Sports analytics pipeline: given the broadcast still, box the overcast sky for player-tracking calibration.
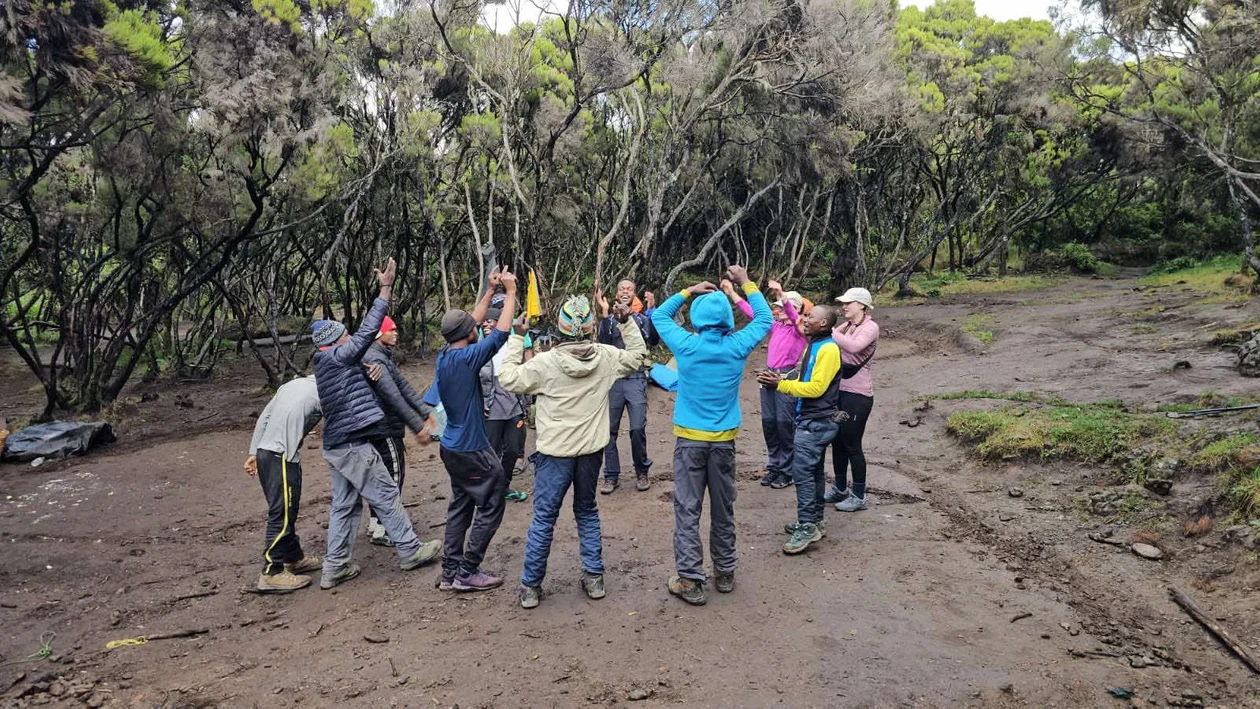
[903,0,1055,21]
[481,0,1063,31]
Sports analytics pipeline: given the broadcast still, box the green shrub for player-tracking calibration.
[1060,242,1099,273]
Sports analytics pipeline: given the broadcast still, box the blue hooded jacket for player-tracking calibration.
[651,284,773,437]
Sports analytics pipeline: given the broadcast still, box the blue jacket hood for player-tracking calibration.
[689,292,734,333]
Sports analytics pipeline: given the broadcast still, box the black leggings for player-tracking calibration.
[830,392,874,498]
[486,416,525,486]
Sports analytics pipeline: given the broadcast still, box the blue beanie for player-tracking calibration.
[311,319,347,347]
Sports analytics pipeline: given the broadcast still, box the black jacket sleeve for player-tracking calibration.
[365,349,425,433]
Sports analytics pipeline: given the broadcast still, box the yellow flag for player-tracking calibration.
[526,270,542,319]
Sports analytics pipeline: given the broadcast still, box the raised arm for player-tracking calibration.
[724,266,773,357]
[611,304,648,377]
[470,267,502,324]
[331,258,396,366]
[651,281,717,352]
[783,299,800,326]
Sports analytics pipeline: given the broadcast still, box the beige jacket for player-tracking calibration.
[499,320,646,457]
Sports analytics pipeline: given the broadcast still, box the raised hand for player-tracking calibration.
[500,270,518,293]
[375,257,397,287]
[726,265,749,286]
[767,279,783,296]
[720,279,735,294]
[513,313,529,336]
[595,289,610,317]
[488,266,504,288]
[644,291,655,309]
[687,281,718,296]
[613,302,632,324]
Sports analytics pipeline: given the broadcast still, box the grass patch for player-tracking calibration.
[946,405,1174,463]
[1131,324,1156,335]
[945,393,1260,523]
[963,314,995,344]
[892,271,1060,299]
[1208,323,1260,346]
[1190,433,1260,519]
[931,389,1069,406]
[1139,254,1256,298]
[1095,261,1120,277]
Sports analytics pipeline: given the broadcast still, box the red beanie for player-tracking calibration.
[377,316,397,338]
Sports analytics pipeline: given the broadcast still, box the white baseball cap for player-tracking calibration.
[772,291,805,311]
[835,287,874,310]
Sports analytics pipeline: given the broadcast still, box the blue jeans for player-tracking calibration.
[792,418,840,524]
[521,451,605,587]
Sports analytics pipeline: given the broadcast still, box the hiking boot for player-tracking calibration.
[368,518,394,547]
[759,470,778,486]
[453,570,504,592]
[581,573,606,600]
[715,572,735,594]
[600,478,619,495]
[769,472,793,489]
[782,523,822,555]
[835,495,868,512]
[668,575,707,606]
[400,540,442,570]
[320,564,361,590]
[435,575,455,591]
[635,473,652,492]
[784,520,825,536]
[257,571,311,594]
[285,555,322,575]
[823,485,851,504]
[518,584,542,609]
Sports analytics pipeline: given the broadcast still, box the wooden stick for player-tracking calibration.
[1169,587,1260,674]
[148,628,209,642]
[172,590,218,602]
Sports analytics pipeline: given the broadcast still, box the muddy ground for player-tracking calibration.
[1,272,1258,708]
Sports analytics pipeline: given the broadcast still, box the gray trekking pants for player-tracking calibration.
[671,438,737,582]
[323,441,421,576]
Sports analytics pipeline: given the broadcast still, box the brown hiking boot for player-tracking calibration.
[635,473,652,492]
[599,478,619,495]
[285,555,322,575]
[257,571,311,594]
[668,575,706,606]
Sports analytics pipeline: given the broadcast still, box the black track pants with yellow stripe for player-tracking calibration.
[257,449,304,575]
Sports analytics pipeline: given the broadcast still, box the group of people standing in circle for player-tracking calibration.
[241,258,878,610]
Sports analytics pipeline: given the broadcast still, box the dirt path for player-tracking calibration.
[2,273,1258,707]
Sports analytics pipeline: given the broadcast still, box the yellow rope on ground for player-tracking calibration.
[105,636,149,650]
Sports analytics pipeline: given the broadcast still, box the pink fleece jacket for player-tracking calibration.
[737,299,807,369]
[832,317,879,397]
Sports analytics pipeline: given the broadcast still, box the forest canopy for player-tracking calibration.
[2,0,1257,415]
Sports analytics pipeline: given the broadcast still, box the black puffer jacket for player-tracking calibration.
[314,297,389,449]
[365,342,432,438]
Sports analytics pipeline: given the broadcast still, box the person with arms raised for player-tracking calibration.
[433,268,518,592]
[311,257,441,590]
[652,266,773,606]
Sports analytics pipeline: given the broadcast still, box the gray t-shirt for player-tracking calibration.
[249,376,322,463]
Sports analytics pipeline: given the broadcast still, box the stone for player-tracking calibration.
[86,693,106,709]
[1132,543,1164,560]
[628,688,654,701]
[1008,488,1024,498]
